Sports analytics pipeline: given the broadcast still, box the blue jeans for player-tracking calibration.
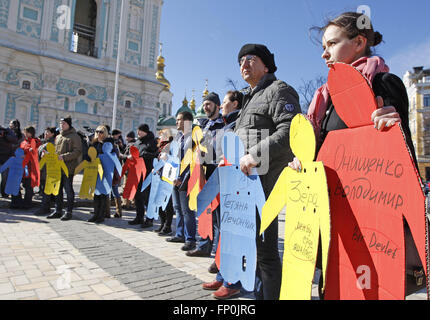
[196,206,220,254]
[41,174,74,212]
[111,185,120,198]
[172,186,196,243]
[216,272,242,290]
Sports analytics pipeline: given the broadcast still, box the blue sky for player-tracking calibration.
[159,0,430,115]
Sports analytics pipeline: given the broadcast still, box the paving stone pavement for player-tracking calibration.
[0,173,427,300]
[0,193,256,300]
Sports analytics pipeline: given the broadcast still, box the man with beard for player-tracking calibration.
[186,92,225,258]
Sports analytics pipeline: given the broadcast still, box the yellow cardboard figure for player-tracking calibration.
[180,126,207,211]
[260,114,331,300]
[74,147,103,200]
[39,143,69,196]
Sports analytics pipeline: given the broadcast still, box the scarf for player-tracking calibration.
[307,56,390,143]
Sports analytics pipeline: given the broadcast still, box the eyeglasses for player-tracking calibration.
[95,130,104,134]
[239,55,257,66]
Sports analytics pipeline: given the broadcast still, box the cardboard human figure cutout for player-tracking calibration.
[39,143,69,196]
[191,126,221,240]
[74,147,103,200]
[197,132,266,291]
[317,63,428,300]
[95,142,122,195]
[121,146,146,200]
[140,141,180,220]
[23,139,40,188]
[185,126,208,211]
[0,148,25,196]
[260,114,331,300]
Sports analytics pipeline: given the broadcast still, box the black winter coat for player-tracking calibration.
[134,132,158,175]
[0,128,18,164]
[319,72,417,167]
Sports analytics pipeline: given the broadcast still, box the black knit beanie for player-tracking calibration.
[60,116,72,128]
[238,44,277,73]
[138,124,150,133]
[203,92,221,106]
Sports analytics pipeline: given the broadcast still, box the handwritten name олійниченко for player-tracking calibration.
[334,145,404,178]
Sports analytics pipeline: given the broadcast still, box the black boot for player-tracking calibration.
[10,195,23,209]
[105,196,111,218]
[35,194,51,216]
[95,195,106,223]
[158,226,172,236]
[141,218,154,229]
[47,210,63,219]
[159,201,173,235]
[128,209,144,225]
[154,208,166,232]
[88,196,100,222]
[60,211,72,221]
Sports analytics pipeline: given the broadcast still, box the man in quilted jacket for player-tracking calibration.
[235,44,301,300]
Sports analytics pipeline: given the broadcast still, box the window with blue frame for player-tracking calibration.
[424,95,430,107]
[75,100,88,113]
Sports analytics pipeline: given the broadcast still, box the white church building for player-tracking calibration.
[0,0,172,135]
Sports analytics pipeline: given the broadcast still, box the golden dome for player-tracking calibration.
[202,79,209,98]
[182,95,188,106]
[156,43,171,90]
[190,89,196,111]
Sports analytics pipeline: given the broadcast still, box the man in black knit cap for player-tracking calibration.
[235,44,301,300]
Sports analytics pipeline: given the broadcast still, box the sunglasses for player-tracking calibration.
[95,130,104,134]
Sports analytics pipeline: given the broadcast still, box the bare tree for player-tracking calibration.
[226,78,238,91]
[225,78,248,92]
[297,75,326,113]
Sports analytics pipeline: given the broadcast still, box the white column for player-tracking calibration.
[106,0,115,59]
[58,0,70,45]
[40,0,54,40]
[141,0,152,69]
[7,0,19,32]
[0,88,7,126]
[111,0,126,129]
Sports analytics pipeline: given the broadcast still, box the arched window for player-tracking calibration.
[22,80,31,90]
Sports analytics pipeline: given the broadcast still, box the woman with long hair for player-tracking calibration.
[290,12,421,299]
[88,125,115,223]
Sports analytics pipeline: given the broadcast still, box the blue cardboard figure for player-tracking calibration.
[141,141,180,220]
[197,132,266,291]
[95,142,122,195]
[0,148,26,196]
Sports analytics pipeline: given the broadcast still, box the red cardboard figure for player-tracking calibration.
[22,138,40,188]
[318,63,428,300]
[191,152,219,241]
[121,146,146,200]
[184,126,219,241]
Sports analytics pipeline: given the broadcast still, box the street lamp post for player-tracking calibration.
[112,0,125,130]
